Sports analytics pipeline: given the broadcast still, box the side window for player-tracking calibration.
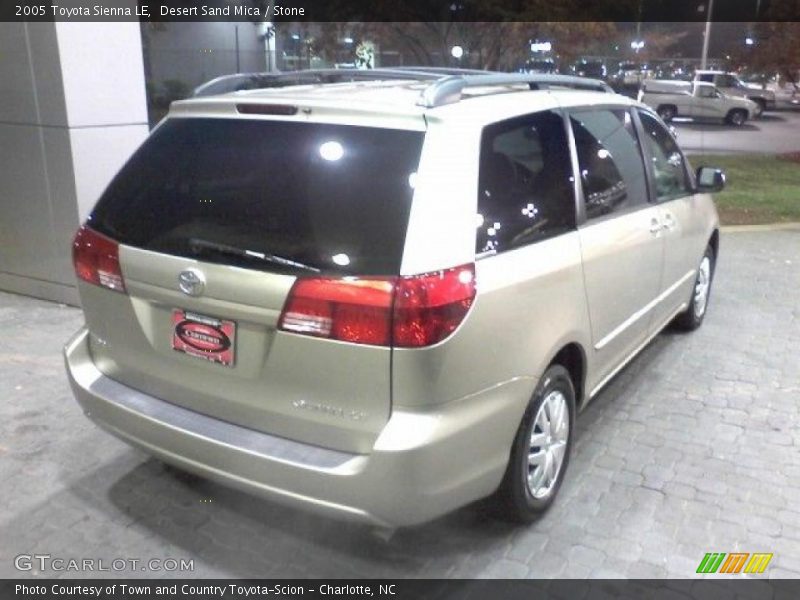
[697,73,714,83]
[637,111,693,201]
[476,110,575,256]
[570,109,649,220]
[697,85,716,98]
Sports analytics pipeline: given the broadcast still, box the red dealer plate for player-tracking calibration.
[172,309,236,367]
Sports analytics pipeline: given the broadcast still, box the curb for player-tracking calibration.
[721,222,800,233]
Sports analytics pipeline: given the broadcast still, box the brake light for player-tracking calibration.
[278,264,475,348]
[393,264,476,348]
[72,225,126,293]
[280,277,394,345]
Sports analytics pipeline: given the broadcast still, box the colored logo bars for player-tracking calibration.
[697,553,773,574]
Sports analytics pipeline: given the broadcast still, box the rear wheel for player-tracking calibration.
[494,364,575,522]
[657,105,677,122]
[673,245,715,331]
[726,109,747,126]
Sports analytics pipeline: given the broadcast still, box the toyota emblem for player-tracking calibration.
[178,269,206,297]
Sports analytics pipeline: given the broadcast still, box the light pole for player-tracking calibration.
[700,0,714,70]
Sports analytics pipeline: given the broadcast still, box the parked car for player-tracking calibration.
[694,70,776,116]
[651,61,693,82]
[572,59,607,79]
[752,71,800,110]
[615,61,648,86]
[639,80,758,126]
[521,58,557,74]
[65,70,722,527]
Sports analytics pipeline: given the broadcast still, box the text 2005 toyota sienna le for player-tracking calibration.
[65,72,723,527]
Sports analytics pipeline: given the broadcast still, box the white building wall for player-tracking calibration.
[0,21,149,305]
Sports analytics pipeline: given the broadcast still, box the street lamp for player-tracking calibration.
[745,37,755,46]
[631,40,645,53]
[699,0,714,70]
[451,45,464,59]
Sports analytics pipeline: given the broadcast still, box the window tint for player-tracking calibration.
[637,111,692,201]
[476,110,575,255]
[570,109,649,220]
[89,118,424,276]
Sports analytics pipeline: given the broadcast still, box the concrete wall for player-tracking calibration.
[0,21,149,305]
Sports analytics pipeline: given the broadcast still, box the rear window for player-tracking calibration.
[88,118,424,276]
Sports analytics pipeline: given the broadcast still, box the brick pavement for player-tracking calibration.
[1,230,798,579]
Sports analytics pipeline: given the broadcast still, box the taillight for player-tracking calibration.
[72,225,126,293]
[393,264,476,348]
[278,264,475,348]
[279,277,394,345]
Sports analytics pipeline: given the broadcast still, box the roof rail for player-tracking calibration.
[191,69,616,107]
[192,68,448,98]
[416,73,614,108]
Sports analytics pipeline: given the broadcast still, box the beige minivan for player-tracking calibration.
[65,70,723,527]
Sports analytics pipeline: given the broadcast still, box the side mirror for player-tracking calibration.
[696,166,725,192]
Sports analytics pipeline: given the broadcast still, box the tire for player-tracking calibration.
[673,244,715,331]
[657,105,677,122]
[726,109,747,126]
[494,364,576,522]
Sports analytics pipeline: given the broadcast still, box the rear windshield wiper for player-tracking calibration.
[188,238,321,273]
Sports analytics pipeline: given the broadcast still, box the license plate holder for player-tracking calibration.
[172,309,236,367]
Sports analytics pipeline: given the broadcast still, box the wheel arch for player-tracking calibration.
[547,342,587,409]
[709,228,720,260]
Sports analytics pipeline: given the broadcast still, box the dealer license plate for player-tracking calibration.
[171,309,236,367]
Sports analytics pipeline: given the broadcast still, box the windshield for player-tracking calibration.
[89,118,424,276]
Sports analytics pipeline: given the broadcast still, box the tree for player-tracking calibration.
[290,0,635,70]
[746,22,800,83]
[737,1,800,83]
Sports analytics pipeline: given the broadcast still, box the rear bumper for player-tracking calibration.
[64,327,527,527]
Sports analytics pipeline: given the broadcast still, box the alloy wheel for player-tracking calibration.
[527,390,570,499]
[693,256,712,319]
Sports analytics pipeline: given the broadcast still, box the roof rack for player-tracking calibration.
[416,73,614,108]
[192,68,448,98]
[191,68,615,107]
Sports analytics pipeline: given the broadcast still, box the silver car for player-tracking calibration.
[65,71,723,527]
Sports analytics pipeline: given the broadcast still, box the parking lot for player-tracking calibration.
[1,229,799,579]
[676,110,800,155]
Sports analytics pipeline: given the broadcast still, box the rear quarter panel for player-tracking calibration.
[392,232,591,415]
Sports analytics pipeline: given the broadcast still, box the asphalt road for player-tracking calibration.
[674,109,800,155]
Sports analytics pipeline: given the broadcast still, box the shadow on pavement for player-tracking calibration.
[0,323,677,578]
